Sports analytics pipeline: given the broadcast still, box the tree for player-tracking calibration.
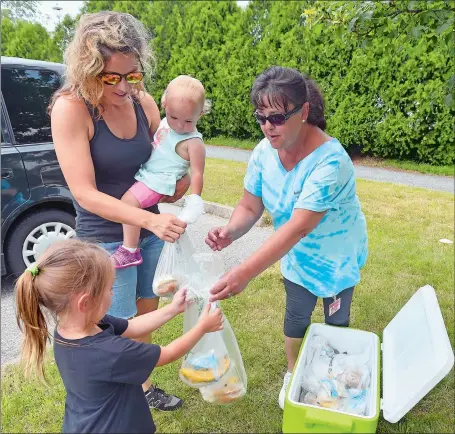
[1,0,40,21]
[82,0,118,14]
[23,0,452,164]
[52,14,77,56]
[1,17,15,50]
[303,1,454,44]
[300,1,455,164]
[303,0,455,105]
[212,1,257,138]
[2,18,61,62]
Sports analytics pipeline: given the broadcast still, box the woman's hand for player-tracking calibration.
[209,265,250,302]
[159,173,191,204]
[145,213,187,242]
[205,226,234,251]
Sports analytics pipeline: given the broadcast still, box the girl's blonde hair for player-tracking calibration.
[161,75,212,115]
[15,239,114,381]
[49,11,154,116]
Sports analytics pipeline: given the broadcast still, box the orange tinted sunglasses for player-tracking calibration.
[99,71,144,86]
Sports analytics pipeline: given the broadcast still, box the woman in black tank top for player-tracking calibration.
[50,12,188,412]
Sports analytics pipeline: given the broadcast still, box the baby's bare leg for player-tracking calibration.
[122,190,142,249]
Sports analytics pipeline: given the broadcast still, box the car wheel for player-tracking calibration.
[5,209,76,275]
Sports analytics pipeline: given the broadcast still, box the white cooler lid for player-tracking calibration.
[382,285,454,423]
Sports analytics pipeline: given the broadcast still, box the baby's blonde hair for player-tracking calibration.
[161,75,212,115]
[49,11,154,116]
[15,239,114,381]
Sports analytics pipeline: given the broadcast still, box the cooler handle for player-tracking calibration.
[305,414,353,432]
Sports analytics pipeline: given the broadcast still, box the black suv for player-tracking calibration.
[1,57,75,276]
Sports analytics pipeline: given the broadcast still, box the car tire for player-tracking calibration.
[5,208,76,276]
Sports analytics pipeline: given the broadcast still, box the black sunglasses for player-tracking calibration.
[254,104,303,126]
[99,71,144,86]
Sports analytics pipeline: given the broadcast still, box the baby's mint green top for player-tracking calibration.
[135,117,203,195]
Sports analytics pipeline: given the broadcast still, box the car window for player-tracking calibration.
[1,68,61,145]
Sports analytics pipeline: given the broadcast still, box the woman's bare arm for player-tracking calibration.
[51,96,185,242]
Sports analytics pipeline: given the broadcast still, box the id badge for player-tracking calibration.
[328,295,341,316]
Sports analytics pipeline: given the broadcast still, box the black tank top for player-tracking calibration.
[74,98,159,243]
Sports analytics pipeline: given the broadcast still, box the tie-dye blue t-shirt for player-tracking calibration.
[244,137,368,298]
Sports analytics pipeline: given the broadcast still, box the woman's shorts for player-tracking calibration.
[99,235,164,319]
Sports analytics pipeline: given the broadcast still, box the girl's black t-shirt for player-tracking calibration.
[54,315,161,433]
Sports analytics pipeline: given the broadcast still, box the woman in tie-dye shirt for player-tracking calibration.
[205,66,368,410]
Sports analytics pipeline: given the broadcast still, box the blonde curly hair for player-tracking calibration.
[50,11,154,115]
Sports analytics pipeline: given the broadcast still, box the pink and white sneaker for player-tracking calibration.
[111,246,143,269]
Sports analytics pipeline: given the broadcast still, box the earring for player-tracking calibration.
[302,119,306,124]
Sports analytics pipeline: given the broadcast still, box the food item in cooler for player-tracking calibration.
[298,334,371,415]
[302,391,318,406]
[316,389,337,408]
[335,367,363,390]
[180,354,230,385]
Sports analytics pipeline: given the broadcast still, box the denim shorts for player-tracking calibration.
[99,235,164,319]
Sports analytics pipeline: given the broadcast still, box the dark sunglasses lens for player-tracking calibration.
[126,72,144,84]
[254,114,266,125]
[100,74,121,85]
[268,114,286,126]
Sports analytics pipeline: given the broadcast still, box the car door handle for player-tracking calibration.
[1,169,13,179]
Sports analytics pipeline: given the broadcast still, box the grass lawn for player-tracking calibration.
[206,136,455,177]
[2,158,454,433]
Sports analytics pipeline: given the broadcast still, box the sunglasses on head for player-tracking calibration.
[99,71,144,86]
[254,104,303,126]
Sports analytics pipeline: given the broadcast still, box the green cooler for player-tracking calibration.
[283,285,454,433]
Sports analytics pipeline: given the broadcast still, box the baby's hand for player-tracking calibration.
[198,303,224,333]
[170,287,187,314]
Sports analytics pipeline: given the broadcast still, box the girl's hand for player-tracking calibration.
[170,288,187,314]
[209,265,250,302]
[198,304,223,333]
[205,226,234,251]
[145,213,186,242]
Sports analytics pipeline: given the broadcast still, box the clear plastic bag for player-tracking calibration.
[152,195,204,299]
[178,253,247,404]
[199,319,247,404]
[152,232,195,298]
[299,334,371,415]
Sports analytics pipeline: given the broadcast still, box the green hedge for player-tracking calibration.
[4,0,453,164]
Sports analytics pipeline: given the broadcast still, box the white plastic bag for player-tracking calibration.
[299,335,371,415]
[178,194,204,224]
[178,253,247,404]
[152,195,204,298]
